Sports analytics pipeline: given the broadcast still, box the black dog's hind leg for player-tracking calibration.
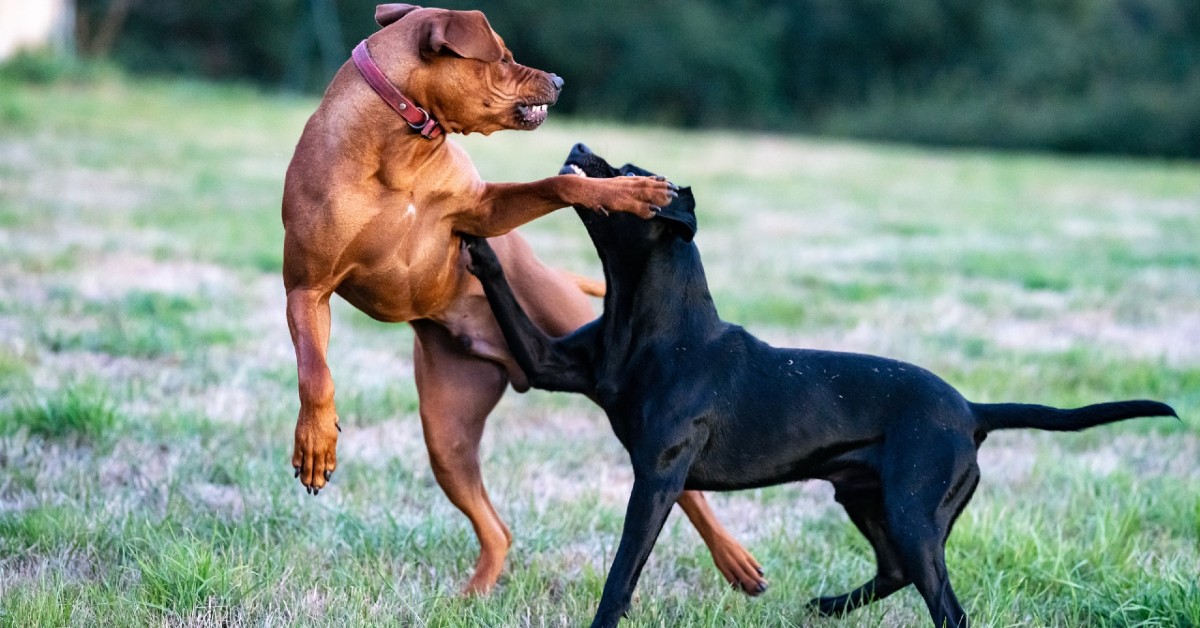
[810,478,909,616]
[883,432,980,628]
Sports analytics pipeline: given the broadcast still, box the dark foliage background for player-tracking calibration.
[72,0,1200,157]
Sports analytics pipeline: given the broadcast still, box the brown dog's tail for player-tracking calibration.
[563,271,605,297]
[972,400,1176,434]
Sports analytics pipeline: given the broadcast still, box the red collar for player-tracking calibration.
[351,40,443,139]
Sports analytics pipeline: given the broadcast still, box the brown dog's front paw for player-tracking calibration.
[292,416,340,494]
[595,175,677,219]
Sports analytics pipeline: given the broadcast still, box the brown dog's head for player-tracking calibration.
[371,4,563,135]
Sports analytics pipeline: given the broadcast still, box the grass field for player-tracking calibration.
[1,69,1198,627]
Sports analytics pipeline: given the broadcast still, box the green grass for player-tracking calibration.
[0,384,119,442]
[0,69,1197,627]
[133,528,264,616]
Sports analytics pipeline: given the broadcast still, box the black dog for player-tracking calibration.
[461,144,1177,628]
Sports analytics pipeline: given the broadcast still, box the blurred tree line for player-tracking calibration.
[72,0,1200,157]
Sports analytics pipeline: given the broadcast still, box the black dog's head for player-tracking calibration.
[560,143,697,246]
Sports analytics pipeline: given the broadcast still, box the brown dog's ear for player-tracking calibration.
[375,4,421,27]
[421,10,504,62]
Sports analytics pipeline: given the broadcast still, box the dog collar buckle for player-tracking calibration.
[408,107,439,139]
[352,40,444,140]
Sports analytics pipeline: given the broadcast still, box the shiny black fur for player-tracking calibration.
[461,144,1178,628]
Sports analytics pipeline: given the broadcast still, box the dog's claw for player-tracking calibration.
[653,175,666,181]
[756,582,767,593]
[650,206,661,214]
[756,567,764,576]
[597,206,610,216]
[324,470,333,482]
[335,422,342,433]
[294,466,300,478]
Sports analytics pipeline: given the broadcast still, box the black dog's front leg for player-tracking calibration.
[590,472,688,628]
[591,425,706,627]
[462,234,594,393]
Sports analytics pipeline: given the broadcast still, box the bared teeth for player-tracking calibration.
[519,103,550,125]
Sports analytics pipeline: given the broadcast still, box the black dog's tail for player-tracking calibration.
[972,400,1177,434]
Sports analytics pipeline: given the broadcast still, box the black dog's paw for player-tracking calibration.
[460,234,502,279]
[807,595,852,617]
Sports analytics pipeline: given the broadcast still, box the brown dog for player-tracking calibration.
[281,4,766,596]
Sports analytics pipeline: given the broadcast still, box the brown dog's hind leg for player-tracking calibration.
[412,319,513,595]
[677,491,768,595]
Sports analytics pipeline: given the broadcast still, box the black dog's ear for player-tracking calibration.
[618,161,695,241]
[655,186,697,242]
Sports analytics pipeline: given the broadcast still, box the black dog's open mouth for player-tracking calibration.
[516,102,551,128]
[561,158,619,180]
[559,144,623,179]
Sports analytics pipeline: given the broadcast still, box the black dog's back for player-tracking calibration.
[694,331,1175,490]
[679,328,980,490]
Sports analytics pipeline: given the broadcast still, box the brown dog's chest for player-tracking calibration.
[335,241,468,323]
